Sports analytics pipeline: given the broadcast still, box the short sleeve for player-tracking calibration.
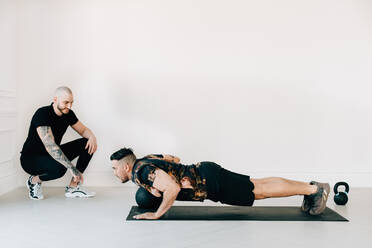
[137,165,157,187]
[31,108,51,128]
[68,110,78,126]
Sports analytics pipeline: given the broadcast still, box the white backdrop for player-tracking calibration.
[0,0,18,195]
[15,0,372,187]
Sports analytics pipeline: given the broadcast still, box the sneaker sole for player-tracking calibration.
[65,192,96,198]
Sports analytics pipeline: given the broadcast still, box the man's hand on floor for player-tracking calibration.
[133,212,160,220]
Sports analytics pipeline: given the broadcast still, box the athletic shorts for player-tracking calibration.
[216,168,255,206]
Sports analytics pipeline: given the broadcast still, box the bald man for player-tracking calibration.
[20,86,97,200]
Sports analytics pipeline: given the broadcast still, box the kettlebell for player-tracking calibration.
[333,182,349,205]
[135,187,162,209]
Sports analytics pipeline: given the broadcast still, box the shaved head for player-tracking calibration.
[52,86,74,116]
[54,86,73,98]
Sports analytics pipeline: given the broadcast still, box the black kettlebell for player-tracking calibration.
[333,182,349,205]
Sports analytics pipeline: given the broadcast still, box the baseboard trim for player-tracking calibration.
[18,171,137,187]
[0,173,19,195]
[16,171,372,188]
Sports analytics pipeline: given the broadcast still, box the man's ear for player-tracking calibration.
[53,96,57,103]
[124,163,130,172]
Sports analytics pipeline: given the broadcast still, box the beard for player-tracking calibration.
[57,104,69,115]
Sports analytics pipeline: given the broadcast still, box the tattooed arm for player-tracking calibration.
[37,126,82,182]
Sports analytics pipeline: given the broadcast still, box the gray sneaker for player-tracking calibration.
[65,185,96,198]
[309,181,330,215]
[301,194,313,213]
[26,176,44,200]
[301,181,318,212]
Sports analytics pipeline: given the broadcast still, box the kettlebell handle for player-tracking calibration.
[334,181,349,194]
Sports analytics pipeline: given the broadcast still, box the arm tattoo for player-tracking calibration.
[37,126,80,176]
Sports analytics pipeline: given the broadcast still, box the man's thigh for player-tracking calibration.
[60,138,88,161]
[21,154,66,176]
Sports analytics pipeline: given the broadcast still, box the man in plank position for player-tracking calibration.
[20,86,97,200]
[110,148,330,220]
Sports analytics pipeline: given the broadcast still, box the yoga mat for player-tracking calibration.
[126,206,348,221]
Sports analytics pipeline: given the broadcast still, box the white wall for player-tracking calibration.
[16,0,372,187]
[0,0,19,195]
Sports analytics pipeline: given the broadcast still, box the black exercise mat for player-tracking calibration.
[126,206,348,221]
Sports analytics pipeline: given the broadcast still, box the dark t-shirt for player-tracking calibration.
[21,103,78,156]
[132,155,222,202]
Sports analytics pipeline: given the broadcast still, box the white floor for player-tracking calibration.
[0,187,371,248]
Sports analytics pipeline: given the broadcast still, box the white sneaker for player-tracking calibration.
[26,176,44,200]
[65,185,96,198]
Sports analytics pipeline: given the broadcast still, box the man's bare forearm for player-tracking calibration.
[154,187,180,218]
[82,128,94,139]
[37,126,80,176]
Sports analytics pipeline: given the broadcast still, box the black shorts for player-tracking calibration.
[216,168,255,206]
